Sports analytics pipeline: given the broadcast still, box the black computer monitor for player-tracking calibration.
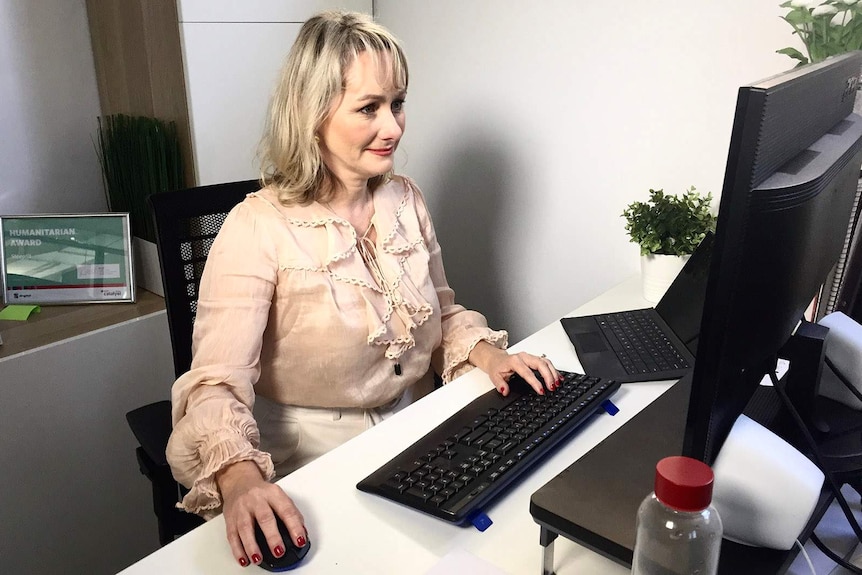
[683,51,862,466]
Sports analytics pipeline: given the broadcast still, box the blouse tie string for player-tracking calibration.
[357,224,422,376]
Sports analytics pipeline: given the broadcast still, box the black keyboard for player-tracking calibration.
[596,310,691,375]
[356,371,620,525]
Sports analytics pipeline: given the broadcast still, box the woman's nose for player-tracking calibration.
[379,110,403,140]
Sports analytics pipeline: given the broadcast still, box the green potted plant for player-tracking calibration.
[621,187,716,302]
[777,0,862,66]
[95,114,184,296]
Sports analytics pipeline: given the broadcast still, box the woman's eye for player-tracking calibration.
[359,104,377,115]
[392,99,405,113]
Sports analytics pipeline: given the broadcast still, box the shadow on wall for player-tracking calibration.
[432,130,517,337]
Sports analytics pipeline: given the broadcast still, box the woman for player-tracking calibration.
[166,10,561,568]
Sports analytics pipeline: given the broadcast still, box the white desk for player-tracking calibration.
[118,278,677,575]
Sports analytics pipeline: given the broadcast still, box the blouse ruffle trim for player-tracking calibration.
[178,431,275,518]
[251,182,434,361]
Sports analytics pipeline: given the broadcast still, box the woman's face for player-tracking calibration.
[318,50,406,189]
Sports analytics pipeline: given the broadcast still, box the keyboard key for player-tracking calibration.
[472,432,496,448]
[495,440,515,455]
[386,479,409,493]
[406,488,433,501]
[470,416,488,429]
[462,427,489,446]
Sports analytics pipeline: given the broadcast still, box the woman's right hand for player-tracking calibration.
[216,460,307,568]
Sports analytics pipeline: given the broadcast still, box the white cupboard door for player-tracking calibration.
[180,23,300,186]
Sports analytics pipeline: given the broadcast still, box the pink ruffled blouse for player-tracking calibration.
[166,176,507,515]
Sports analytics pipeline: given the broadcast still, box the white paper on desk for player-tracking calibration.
[425,548,510,575]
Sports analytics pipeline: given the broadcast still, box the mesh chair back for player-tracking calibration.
[149,180,260,377]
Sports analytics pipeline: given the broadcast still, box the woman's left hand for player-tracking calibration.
[469,341,561,396]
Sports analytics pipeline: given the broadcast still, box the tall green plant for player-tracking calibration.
[95,114,183,242]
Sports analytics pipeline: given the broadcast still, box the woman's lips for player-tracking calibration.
[367,147,394,156]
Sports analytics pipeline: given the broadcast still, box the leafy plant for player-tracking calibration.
[95,114,184,242]
[777,0,862,65]
[622,187,716,256]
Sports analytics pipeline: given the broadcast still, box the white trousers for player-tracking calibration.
[253,387,418,480]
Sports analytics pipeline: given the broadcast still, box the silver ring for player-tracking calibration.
[540,354,547,359]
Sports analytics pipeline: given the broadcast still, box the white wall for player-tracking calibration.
[0,0,106,215]
[376,0,803,342]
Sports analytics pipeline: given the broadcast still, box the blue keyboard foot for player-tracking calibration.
[468,511,493,532]
[602,399,619,416]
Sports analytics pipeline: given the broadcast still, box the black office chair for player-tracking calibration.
[125,179,260,546]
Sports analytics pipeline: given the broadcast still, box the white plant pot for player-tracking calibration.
[641,253,689,304]
[133,237,164,297]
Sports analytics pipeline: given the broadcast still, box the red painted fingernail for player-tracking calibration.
[251,554,262,564]
[297,535,307,547]
[274,546,284,557]
[239,557,249,567]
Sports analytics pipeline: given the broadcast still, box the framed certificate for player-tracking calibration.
[0,213,135,304]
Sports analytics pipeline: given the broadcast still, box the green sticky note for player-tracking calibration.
[0,305,41,321]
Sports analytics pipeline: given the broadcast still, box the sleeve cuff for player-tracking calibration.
[177,431,275,518]
[441,328,508,384]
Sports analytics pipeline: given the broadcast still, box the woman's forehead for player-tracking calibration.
[342,50,405,92]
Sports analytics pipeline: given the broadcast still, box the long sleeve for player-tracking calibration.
[166,200,279,517]
[407,179,508,382]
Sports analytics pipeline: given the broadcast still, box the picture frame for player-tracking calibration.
[0,213,135,305]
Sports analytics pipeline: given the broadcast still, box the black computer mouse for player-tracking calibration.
[253,516,310,572]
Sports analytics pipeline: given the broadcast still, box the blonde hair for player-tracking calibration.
[259,10,409,205]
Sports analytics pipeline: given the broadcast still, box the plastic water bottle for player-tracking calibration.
[632,456,723,575]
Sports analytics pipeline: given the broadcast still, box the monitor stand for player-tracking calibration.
[748,325,862,484]
[529,375,834,575]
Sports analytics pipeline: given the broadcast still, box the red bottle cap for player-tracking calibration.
[654,456,714,512]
